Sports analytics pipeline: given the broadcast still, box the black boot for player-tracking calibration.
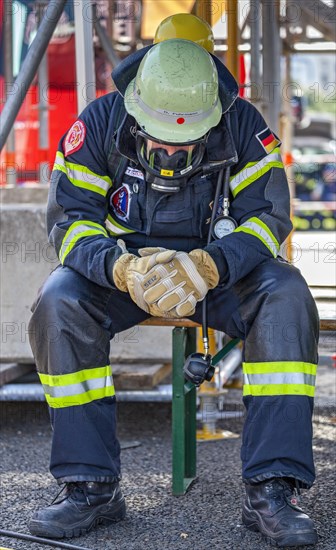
[29,481,126,539]
[242,478,318,547]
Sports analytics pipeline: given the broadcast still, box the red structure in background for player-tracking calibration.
[0,0,3,44]
[238,54,246,98]
[0,1,247,186]
[1,78,78,184]
[0,29,108,185]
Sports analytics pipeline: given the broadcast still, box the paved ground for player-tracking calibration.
[0,360,335,550]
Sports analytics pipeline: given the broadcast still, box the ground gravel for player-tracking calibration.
[0,365,335,550]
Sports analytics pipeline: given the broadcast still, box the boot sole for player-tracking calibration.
[29,497,126,539]
[242,506,318,547]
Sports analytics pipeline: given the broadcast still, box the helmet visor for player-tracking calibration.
[136,130,207,179]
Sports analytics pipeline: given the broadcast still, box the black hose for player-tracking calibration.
[202,167,227,346]
[207,167,225,247]
[222,167,231,210]
[0,529,93,550]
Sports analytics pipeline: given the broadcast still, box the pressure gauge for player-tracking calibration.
[212,215,237,239]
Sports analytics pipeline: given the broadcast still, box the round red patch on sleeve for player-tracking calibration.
[63,120,86,157]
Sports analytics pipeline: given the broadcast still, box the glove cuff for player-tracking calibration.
[189,249,220,289]
[204,244,229,284]
[112,253,136,292]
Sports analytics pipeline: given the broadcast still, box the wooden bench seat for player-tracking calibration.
[141,309,336,331]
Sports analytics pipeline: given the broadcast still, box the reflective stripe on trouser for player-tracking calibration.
[243,362,317,397]
[28,266,149,483]
[38,365,115,408]
[29,257,319,487]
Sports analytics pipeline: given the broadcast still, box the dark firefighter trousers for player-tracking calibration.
[29,257,319,488]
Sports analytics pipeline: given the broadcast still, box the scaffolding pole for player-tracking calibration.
[37,1,50,185]
[74,0,96,114]
[262,0,281,133]
[4,0,16,185]
[92,3,121,68]
[0,0,67,152]
[250,0,262,108]
[194,0,213,24]
[226,0,239,81]
[282,51,295,262]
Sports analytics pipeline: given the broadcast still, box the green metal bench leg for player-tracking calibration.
[184,327,197,480]
[172,326,197,496]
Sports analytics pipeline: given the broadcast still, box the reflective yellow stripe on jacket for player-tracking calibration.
[54,151,112,197]
[59,220,108,264]
[234,216,279,257]
[243,361,317,397]
[105,214,136,236]
[230,148,283,197]
[39,365,115,408]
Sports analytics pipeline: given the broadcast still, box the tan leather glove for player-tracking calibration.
[132,248,219,317]
[112,242,176,313]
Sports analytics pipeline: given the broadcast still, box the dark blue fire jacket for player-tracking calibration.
[47,90,292,289]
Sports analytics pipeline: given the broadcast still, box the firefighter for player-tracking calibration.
[28,39,319,547]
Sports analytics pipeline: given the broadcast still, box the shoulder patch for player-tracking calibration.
[63,120,86,157]
[110,184,131,220]
[256,127,281,154]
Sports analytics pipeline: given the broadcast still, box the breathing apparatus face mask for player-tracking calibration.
[135,130,208,193]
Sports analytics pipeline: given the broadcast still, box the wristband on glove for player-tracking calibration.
[189,249,220,289]
[112,239,136,292]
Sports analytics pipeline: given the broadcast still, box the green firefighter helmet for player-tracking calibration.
[124,39,222,143]
[154,13,215,53]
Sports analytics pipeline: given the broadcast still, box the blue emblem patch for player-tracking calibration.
[110,184,131,220]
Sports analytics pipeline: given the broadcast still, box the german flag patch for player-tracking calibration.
[256,127,281,154]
